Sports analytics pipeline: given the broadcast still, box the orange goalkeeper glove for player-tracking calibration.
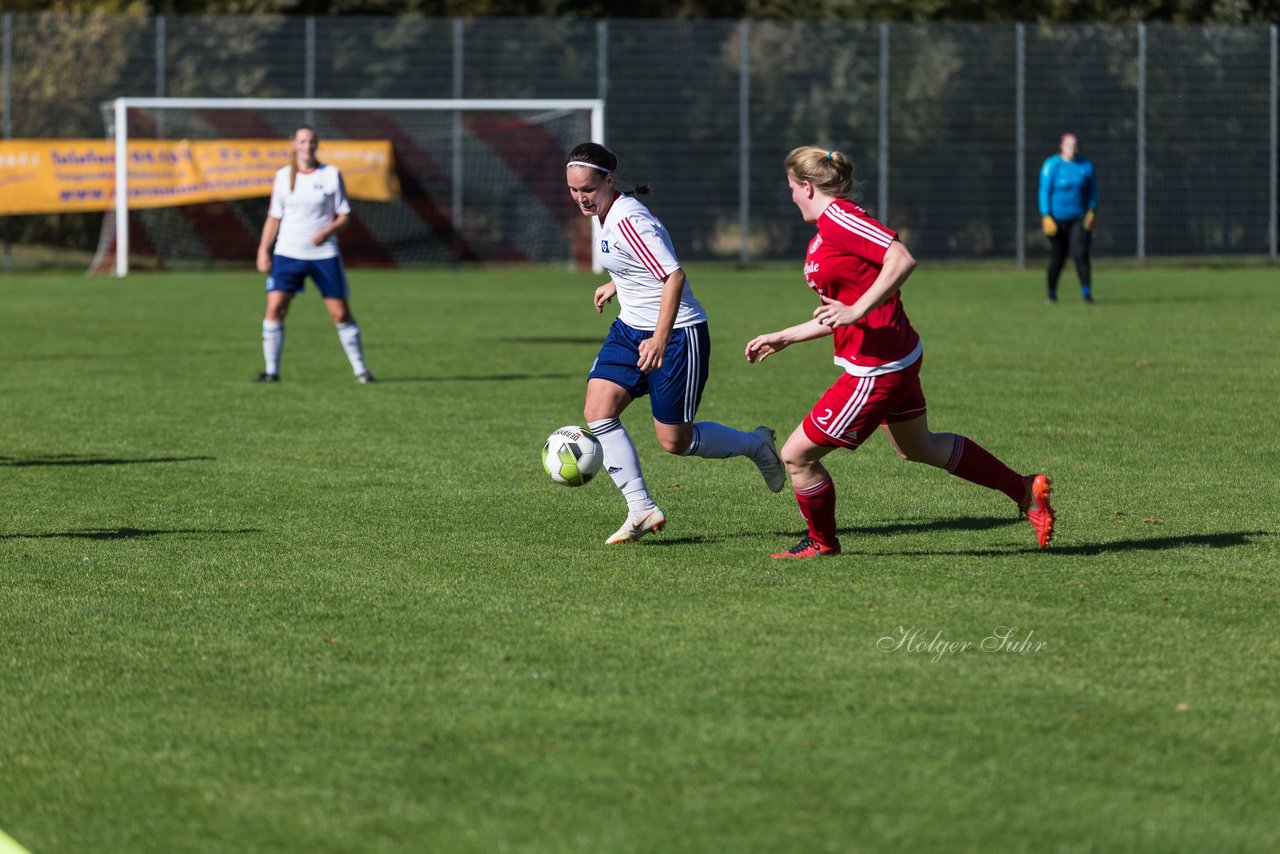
[1083,210,1096,231]
[1041,215,1058,236]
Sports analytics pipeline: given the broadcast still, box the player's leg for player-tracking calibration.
[882,416,1055,549]
[586,321,662,544]
[260,257,303,381]
[1069,218,1094,303]
[1045,225,1068,302]
[771,423,840,558]
[313,258,373,382]
[771,370,898,559]
[649,324,785,492]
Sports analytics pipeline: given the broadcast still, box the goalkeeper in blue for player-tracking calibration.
[565,142,786,545]
[1038,131,1097,304]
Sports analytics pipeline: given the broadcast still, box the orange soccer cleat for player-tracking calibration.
[770,535,841,559]
[1021,474,1056,548]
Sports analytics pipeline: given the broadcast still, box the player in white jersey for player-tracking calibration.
[254,125,374,384]
[565,142,785,545]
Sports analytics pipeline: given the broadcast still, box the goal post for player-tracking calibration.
[102,96,606,277]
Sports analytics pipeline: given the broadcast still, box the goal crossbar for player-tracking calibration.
[106,96,606,276]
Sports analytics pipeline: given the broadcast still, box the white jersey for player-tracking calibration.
[267,163,351,261]
[599,194,706,331]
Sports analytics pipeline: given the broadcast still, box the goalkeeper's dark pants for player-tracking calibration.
[1046,217,1091,296]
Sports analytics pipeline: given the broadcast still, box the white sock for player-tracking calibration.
[682,422,756,459]
[262,320,283,375]
[588,417,656,516]
[336,321,367,375]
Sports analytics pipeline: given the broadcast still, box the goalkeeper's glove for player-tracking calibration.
[1083,210,1096,231]
[1041,215,1058,236]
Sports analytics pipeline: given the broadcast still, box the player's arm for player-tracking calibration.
[813,240,916,328]
[594,280,617,312]
[256,215,281,273]
[313,171,353,245]
[745,316,832,364]
[1039,159,1058,235]
[1083,164,1098,230]
[637,268,684,373]
[312,211,350,246]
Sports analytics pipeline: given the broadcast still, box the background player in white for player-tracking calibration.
[255,125,374,384]
[565,142,785,544]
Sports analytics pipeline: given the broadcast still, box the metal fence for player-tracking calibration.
[3,14,1277,264]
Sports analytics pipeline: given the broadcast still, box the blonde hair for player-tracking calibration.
[784,146,858,200]
[289,125,318,192]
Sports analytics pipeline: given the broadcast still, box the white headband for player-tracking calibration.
[567,160,613,173]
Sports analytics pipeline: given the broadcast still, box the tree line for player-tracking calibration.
[8,0,1280,23]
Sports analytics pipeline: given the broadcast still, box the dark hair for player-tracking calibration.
[566,142,650,195]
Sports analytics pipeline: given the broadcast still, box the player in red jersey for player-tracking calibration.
[745,146,1054,558]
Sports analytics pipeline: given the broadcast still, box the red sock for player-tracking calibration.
[945,436,1024,503]
[795,476,839,550]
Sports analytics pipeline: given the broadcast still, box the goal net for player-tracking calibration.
[92,97,604,276]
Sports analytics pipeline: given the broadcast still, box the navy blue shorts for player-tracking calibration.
[266,255,349,299]
[589,319,710,425]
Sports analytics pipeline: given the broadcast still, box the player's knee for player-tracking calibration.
[780,445,814,476]
[658,433,690,455]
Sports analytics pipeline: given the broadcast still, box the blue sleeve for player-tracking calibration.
[1038,157,1056,217]
[1085,161,1097,210]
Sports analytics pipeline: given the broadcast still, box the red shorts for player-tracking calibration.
[802,357,927,450]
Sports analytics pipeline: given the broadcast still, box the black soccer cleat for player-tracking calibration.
[254,371,280,383]
[356,371,377,384]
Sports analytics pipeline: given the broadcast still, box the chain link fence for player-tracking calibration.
[3,13,1277,266]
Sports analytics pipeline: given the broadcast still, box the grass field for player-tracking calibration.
[1,263,1278,852]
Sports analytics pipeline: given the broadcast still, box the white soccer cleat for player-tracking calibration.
[751,426,786,493]
[605,507,667,544]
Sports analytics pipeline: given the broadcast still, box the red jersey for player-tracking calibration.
[804,199,921,376]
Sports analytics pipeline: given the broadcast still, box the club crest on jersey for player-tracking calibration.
[600,240,610,253]
[809,234,823,253]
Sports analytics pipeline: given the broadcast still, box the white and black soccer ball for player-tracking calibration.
[542,425,604,487]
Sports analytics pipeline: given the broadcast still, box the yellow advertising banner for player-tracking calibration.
[0,139,399,215]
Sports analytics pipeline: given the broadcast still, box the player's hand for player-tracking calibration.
[745,332,788,364]
[1083,210,1096,231]
[256,250,272,274]
[814,294,857,328]
[637,335,665,373]
[593,282,617,313]
[1041,215,1058,236]
[311,231,329,247]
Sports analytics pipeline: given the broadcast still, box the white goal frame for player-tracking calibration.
[106,96,606,276]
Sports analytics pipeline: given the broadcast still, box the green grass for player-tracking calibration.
[1,263,1277,852]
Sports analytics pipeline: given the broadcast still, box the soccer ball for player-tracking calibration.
[542,425,604,487]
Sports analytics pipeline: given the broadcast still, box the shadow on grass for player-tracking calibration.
[0,454,215,467]
[647,522,1273,557]
[0,527,262,541]
[378,373,576,383]
[649,516,1020,547]
[841,530,1274,558]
